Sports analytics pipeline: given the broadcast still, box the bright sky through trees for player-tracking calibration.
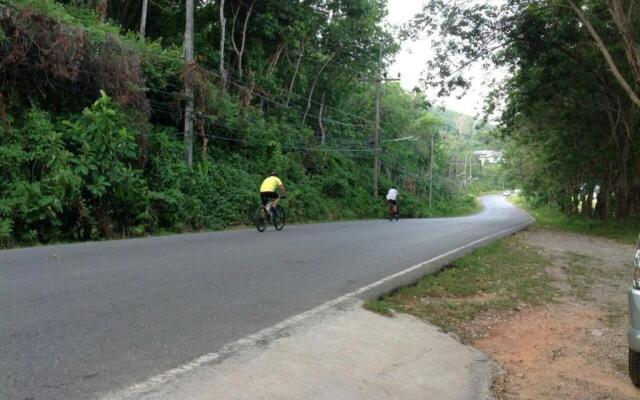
[386,0,502,116]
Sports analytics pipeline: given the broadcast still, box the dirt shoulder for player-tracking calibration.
[374,228,638,399]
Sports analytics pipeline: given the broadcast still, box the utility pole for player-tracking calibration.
[368,44,399,197]
[373,45,382,198]
[429,133,435,209]
[463,153,467,189]
[184,0,194,168]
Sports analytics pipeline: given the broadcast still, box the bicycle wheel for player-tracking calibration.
[273,206,286,231]
[255,207,267,232]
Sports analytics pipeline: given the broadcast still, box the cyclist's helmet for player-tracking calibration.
[270,171,278,176]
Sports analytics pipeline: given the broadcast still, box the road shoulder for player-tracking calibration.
[104,298,497,400]
[378,229,638,399]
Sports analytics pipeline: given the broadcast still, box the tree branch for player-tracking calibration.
[565,0,640,108]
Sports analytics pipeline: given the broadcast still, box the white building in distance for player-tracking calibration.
[474,150,503,166]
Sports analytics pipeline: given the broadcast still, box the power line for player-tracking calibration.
[146,97,372,149]
[224,78,367,128]
[146,100,373,154]
[144,76,368,129]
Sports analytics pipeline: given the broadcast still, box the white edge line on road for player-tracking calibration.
[100,218,533,400]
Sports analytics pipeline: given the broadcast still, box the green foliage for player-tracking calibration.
[381,235,556,335]
[0,218,13,247]
[470,163,505,194]
[512,196,639,244]
[0,107,78,242]
[0,1,485,247]
[63,92,150,238]
[414,0,640,222]
[363,298,393,317]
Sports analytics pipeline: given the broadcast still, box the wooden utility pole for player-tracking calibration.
[361,44,398,197]
[463,153,468,189]
[373,45,382,198]
[184,0,194,168]
[429,133,435,209]
[139,0,148,38]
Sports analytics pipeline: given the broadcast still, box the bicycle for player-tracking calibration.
[255,197,286,232]
[387,201,399,222]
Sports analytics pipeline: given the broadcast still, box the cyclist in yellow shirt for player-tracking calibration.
[259,172,287,215]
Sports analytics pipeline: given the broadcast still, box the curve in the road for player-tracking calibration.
[0,195,531,400]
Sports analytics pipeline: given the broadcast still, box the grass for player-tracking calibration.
[363,298,393,317]
[373,234,556,337]
[418,194,482,218]
[511,195,638,244]
[562,252,600,301]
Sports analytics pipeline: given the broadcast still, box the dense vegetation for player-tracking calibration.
[413,0,640,222]
[0,0,487,246]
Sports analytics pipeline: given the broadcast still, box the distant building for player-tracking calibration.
[473,150,503,165]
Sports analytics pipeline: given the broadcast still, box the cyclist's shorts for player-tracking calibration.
[387,199,397,206]
[260,191,279,206]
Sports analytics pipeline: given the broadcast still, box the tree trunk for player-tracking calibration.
[608,0,640,86]
[0,93,9,135]
[219,0,227,91]
[566,0,640,108]
[582,184,594,218]
[230,0,256,82]
[117,0,132,27]
[96,0,108,22]
[302,53,334,125]
[596,172,612,220]
[184,0,194,168]
[616,135,631,219]
[197,118,208,162]
[139,0,148,38]
[267,43,285,76]
[318,91,326,145]
[286,38,306,106]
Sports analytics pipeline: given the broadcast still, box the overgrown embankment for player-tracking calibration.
[0,1,478,247]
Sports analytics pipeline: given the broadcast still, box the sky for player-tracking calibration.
[385,0,498,116]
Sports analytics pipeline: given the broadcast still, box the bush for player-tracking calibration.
[0,218,12,247]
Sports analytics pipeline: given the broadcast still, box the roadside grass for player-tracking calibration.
[562,252,601,302]
[374,234,556,337]
[418,194,482,218]
[511,195,638,244]
[363,298,393,317]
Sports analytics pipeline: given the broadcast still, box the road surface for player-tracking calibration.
[0,195,530,400]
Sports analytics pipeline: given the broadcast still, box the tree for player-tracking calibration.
[139,0,148,38]
[409,0,640,219]
[219,0,227,90]
[564,0,640,108]
[230,0,256,82]
[184,0,194,168]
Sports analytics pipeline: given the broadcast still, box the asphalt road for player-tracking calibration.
[0,195,531,400]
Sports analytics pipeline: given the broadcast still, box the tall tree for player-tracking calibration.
[219,0,227,90]
[230,0,256,82]
[564,0,640,108]
[139,0,148,38]
[184,0,194,168]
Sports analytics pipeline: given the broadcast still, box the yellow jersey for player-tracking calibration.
[260,176,283,192]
